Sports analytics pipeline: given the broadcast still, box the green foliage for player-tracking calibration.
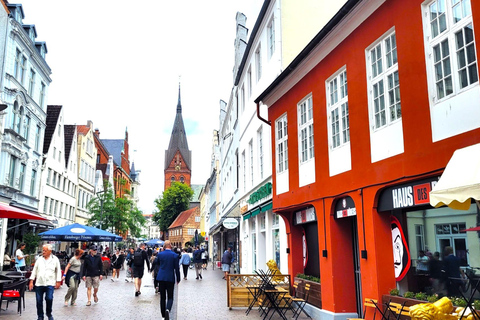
[427,294,439,303]
[153,182,194,233]
[295,273,320,283]
[473,300,480,310]
[415,292,428,301]
[189,234,205,247]
[389,288,400,296]
[404,291,415,299]
[87,183,145,238]
[22,232,41,254]
[451,297,467,307]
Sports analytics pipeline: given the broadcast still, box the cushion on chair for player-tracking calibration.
[2,290,20,297]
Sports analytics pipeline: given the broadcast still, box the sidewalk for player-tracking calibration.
[0,264,311,319]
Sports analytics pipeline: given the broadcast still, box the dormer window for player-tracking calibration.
[29,29,35,42]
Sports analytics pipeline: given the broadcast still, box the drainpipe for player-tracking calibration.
[256,102,271,126]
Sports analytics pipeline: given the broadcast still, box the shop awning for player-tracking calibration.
[430,143,480,210]
[242,201,272,220]
[28,219,54,230]
[0,202,46,220]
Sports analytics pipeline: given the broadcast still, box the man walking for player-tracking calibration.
[132,243,150,296]
[29,244,62,320]
[155,240,180,320]
[179,248,191,280]
[221,246,233,280]
[81,245,103,306]
[193,245,205,280]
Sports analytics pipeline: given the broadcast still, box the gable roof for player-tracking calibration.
[165,84,191,170]
[43,105,62,156]
[169,206,199,229]
[191,184,204,202]
[64,125,76,165]
[76,125,91,136]
[101,139,124,168]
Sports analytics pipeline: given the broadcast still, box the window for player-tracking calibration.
[49,197,54,214]
[328,69,350,148]
[28,68,35,96]
[255,46,262,82]
[19,55,26,85]
[180,176,185,183]
[242,151,246,192]
[171,176,175,182]
[52,172,56,187]
[35,125,41,151]
[188,229,195,235]
[11,102,22,134]
[241,85,245,113]
[415,224,425,253]
[43,197,49,214]
[53,147,56,160]
[8,156,17,187]
[23,115,30,140]
[249,140,254,186]
[298,96,314,163]
[425,0,477,101]
[276,115,288,173]
[30,169,37,196]
[368,31,401,129]
[268,18,275,58]
[47,168,52,185]
[14,49,22,81]
[19,163,26,191]
[195,216,201,222]
[39,82,46,109]
[247,67,252,98]
[258,127,264,179]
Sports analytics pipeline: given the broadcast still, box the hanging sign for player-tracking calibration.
[335,196,356,219]
[223,218,239,229]
[294,207,316,225]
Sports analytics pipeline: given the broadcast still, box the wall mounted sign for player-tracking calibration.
[334,196,356,219]
[377,177,438,211]
[248,182,272,205]
[294,207,316,225]
[223,218,239,229]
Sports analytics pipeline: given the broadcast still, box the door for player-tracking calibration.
[352,218,363,317]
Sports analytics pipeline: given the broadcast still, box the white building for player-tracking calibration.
[0,3,52,263]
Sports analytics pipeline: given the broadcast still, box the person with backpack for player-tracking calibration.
[192,245,205,280]
[133,243,151,296]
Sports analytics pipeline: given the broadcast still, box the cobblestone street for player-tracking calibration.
[0,264,310,320]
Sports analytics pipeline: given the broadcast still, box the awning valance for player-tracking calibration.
[0,202,46,220]
[430,143,480,210]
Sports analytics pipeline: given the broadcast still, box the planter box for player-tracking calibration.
[294,277,322,309]
[382,294,426,307]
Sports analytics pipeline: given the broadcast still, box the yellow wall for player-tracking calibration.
[280,0,347,69]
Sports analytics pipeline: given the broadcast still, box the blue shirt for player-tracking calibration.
[179,253,191,265]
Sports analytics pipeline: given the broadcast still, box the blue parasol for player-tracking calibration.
[39,223,122,242]
[145,239,165,246]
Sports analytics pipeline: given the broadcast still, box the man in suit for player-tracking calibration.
[155,240,180,320]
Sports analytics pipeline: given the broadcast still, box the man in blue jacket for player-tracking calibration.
[155,240,180,320]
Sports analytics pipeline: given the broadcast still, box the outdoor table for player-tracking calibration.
[261,286,289,320]
[246,283,261,315]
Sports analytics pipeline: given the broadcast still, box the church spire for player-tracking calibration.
[177,81,182,113]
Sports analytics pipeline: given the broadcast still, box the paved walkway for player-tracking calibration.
[0,263,311,319]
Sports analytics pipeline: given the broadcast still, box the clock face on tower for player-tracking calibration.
[175,165,180,171]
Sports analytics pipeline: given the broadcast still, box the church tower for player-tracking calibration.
[164,83,192,190]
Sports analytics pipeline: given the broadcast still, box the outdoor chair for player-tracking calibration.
[0,279,28,315]
[103,260,111,278]
[288,281,311,320]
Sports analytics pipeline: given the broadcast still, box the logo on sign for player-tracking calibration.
[223,218,239,229]
[392,183,432,209]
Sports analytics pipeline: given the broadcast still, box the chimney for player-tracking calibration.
[87,120,93,129]
[94,128,100,138]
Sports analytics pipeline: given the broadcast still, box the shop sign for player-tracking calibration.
[247,182,272,205]
[377,177,438,211]
[294,207,316,225]
[223,218,239,229]
[335,196,356,219]
[240,205,248,214]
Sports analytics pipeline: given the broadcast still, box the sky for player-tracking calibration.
[18,0,262,215]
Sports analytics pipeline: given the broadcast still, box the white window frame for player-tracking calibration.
[242,151,246,192]
[258,126,264,179]
[247,66,252,98]
[249,139,254,186]
[275,114,288,173]
[423,0,478,102]
[39,82,46,109]
[327,68,350,149]
[28,68,35,96]
[367,30,401,131]
[255,45,262,82]
[297,95,314,164]
[267,17,275,59]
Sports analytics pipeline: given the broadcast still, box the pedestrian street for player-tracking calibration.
[0,264,311,320]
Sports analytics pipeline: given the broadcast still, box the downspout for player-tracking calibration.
[256,102,271,126]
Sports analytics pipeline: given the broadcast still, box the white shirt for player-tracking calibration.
[15,248,25,267]
[29,255,62,286]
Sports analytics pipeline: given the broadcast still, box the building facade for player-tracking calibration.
[255,0,480,318]
[168,206,200,249]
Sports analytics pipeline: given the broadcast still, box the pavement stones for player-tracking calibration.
[0,264,311,320]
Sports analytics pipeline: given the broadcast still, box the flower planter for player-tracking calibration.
[294,277,322,309]
[382,294,426,307]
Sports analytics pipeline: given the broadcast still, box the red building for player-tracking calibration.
[255,0,480,318]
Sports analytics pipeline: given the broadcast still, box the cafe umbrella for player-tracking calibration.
[145,238,164,246]
[39,223,122,242]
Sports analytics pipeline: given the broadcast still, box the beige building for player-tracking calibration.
[168,206,201,249]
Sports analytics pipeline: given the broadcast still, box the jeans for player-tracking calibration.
[35,285,54,319]
[159,281,175,318]
[182,264,189,278]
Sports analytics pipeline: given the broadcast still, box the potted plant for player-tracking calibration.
[294,273,321,309]
[22,232,41,271]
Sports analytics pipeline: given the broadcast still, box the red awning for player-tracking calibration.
[0,202,46,220]
[462,226,480,232]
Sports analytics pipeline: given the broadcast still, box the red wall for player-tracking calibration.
[268,0,480,314]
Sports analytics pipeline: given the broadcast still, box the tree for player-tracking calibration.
[153,182,193,236]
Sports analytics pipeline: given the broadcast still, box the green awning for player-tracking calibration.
[261,202,273,212]
[243,213,251,221]
[250,208,261,218]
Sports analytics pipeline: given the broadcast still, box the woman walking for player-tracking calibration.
[63,249,84,306]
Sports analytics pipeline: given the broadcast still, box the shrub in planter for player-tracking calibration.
[415,292,428,301]
[404,291,415,299]
[427,294,439,303]
[390,288,400,296]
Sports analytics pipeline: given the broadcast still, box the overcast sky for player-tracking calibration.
[19,0,262,215]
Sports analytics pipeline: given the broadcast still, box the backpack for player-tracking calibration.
[194,250,202,262]
[133,249,143,267]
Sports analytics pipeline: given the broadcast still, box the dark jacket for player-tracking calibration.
[81,253,103,277]
[155,249,180,283]
[192,249,204,263]
[221,250,233,265]
[133,249,151,271]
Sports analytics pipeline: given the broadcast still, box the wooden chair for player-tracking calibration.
[0,279,28,315]
[389,302,410,320]
[288,282,311,320]
[347,298,380,320]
